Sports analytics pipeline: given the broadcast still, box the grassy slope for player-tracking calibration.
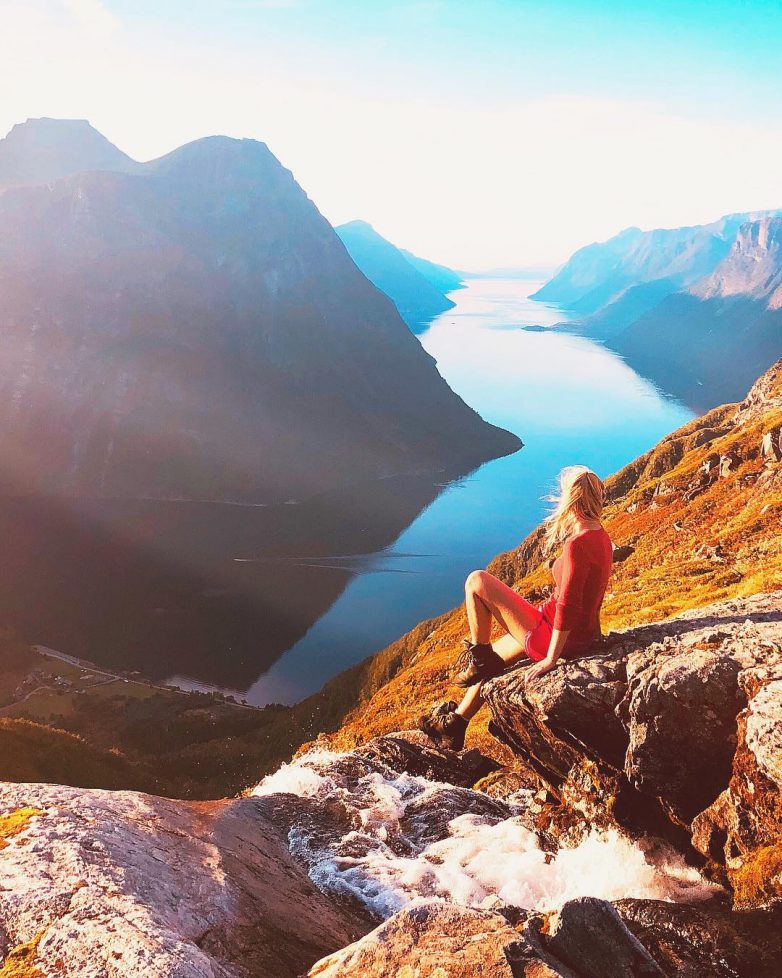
[315,361,782,761]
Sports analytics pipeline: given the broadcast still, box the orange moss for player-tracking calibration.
[732,843,782,909]
[0,808,45,850]
[0,933,45,978]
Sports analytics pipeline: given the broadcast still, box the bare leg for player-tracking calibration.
[465,570,540,648]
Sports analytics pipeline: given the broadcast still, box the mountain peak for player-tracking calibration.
[0,116,138,189]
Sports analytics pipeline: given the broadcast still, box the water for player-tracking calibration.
[1,278,691,701]
[252,748,718,917]
[237,278,692,704]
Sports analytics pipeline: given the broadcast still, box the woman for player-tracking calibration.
[419,465,612,752]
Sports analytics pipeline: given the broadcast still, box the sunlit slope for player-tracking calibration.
[322,360,782,755]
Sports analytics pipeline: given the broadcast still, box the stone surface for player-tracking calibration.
[354,730,501,787]
[483,593,782,878]
[539,897,665,978]
[306,903,524,978]
[0,782,369,978]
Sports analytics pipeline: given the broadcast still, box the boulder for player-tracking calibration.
[354,730,501,787]
[483,593,782,893]
[615,897,782,978]
[306,903,525,978]
[760,428,782,463]
[0,783,369,978]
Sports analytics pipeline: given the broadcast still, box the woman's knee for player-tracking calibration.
[465,569,490,595]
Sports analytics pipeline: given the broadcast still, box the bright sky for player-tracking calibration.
[3,0,782,269]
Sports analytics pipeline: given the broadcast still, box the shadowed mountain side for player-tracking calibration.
[609,216,782,409]
[613,293,782,411]
[335,220,457,332]
[0,128,518,503]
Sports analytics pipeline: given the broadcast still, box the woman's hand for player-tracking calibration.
[524,657,557,684]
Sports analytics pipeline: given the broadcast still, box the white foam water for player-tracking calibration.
[253,750,720,919]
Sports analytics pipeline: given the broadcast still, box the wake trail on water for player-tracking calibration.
[253,749,720,920]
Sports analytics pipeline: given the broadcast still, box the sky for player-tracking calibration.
[2,0,782,269]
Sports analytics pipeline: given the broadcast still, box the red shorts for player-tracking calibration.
[525,598,594,662]
[524,597,557,662]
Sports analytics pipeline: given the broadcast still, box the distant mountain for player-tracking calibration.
[0,117,140,189]
[533,209,782,408]
[0,122,519,502]
[533,214,777,321]
[613,214,782,409]
[335,220,458,332]
[399,248,465,293]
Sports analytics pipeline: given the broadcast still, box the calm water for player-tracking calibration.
[1,278,691,703]
[227,278,692,704]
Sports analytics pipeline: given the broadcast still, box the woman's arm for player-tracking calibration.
[524,627,569,683]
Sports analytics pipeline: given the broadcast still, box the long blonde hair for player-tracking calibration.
[543,465,604,552]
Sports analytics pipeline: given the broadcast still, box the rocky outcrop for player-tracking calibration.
[692,661,782,909]
[0,782,369,978]
[0,120,518,502]
[307,894,782,978]
[307,903,524,978]
[483,592,782,890]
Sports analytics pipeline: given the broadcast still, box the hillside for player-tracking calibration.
[319,359,782,757]
[0,121,518,502]
[335,220,457,332]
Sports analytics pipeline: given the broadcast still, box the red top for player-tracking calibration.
[547,527,613,653]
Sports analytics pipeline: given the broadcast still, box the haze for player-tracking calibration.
[3,0,782,269]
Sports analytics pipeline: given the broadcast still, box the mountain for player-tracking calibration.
[399,248,465,293]
[532,214,768,317]
[533,210,782,409]
[0,117,140,189]
[613,215,782,409]
[335,220,458,332]
[0,123,519,502]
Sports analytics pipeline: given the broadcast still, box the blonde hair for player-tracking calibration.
[543,465,604,552]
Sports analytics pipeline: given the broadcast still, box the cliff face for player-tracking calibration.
[0,122,518,502]
[335,220,456,332]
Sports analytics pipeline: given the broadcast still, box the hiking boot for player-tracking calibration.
[454,640,505,687]
[418,701,468,752]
